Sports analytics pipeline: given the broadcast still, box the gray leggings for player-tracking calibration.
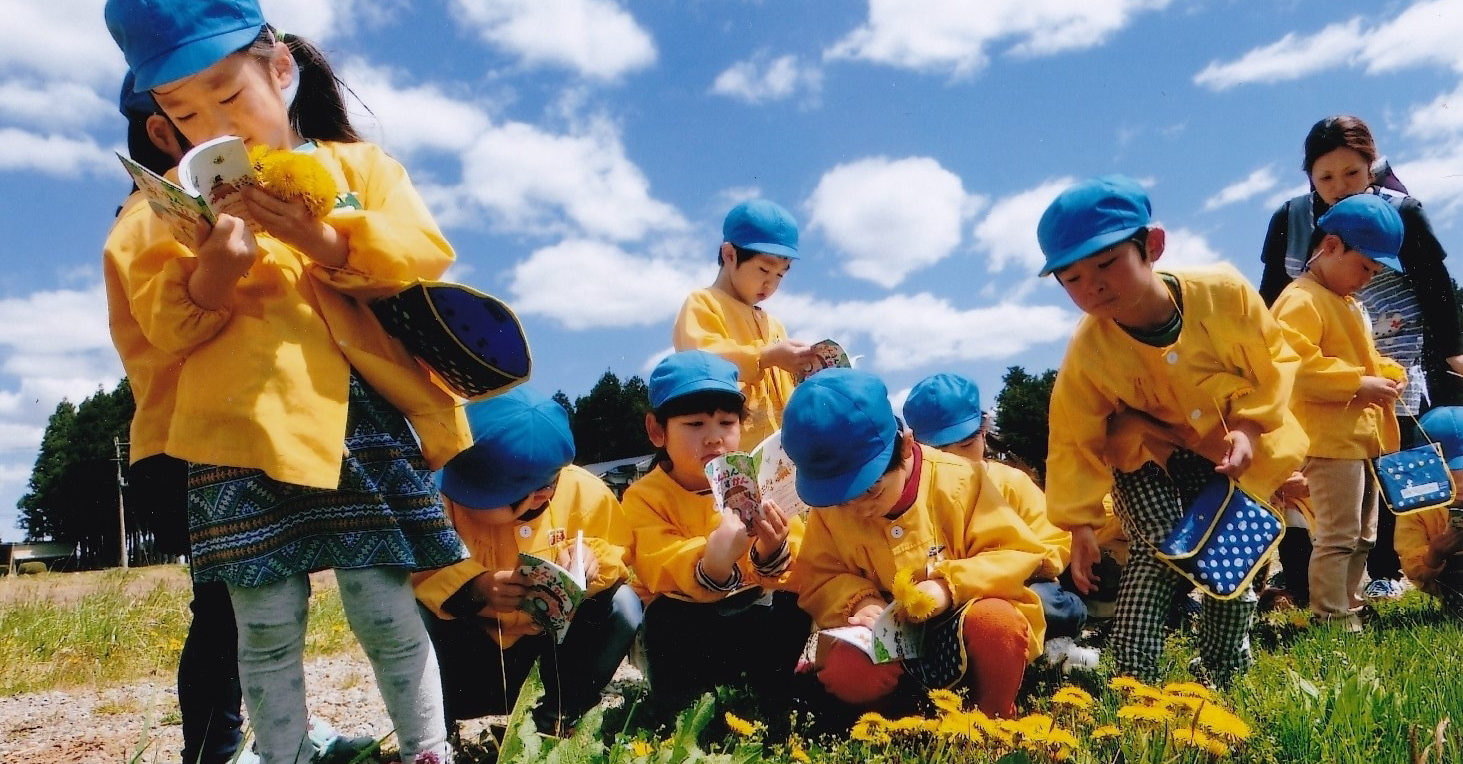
[228,567,449,764]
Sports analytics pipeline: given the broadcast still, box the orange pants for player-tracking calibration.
[817,598,1030,717]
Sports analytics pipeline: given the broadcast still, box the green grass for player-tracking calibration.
[4,569,1461,763]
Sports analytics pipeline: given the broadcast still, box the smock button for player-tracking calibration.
[890,526,904,539]
[518,525,532,538]
[1166,352,1179,364]
[1190,409,1202,420]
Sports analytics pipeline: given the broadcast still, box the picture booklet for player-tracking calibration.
[793,339,855,383]
[516,538,588,644]
[703,429,810,532]
[117,134,256,244]
[818,602,922,664]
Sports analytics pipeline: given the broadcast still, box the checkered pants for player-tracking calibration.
[1111,449,1257,685]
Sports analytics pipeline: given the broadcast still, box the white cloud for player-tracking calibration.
[0,80,114,131]
[341,60,494,156]
[1155,227,1226,271]
[1202,166,1279,211]
[773,291,1076,372]
[451,0,656,81]
[825,0,1172,76]
[1397,146,1463,221]
[972,178,1075,274]
[0,128,120,177]
[453,116,688,241]
[806,156,979,288]
[259,0,361,41]
[1193,20,1364,90]
[1195,1,1463,91]
[1,0,125,86]
[711,54,823,105]
[508,240,708,330]
[1406,83,1463,140]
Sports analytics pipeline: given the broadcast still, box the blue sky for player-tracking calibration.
[3,0,1463,539]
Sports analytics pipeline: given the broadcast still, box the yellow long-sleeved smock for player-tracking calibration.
[794,446,1049,660]
[105,193,182,462]
[982,460,1072,579]
[103,141,470,487]
[1395,506,1458,597]
[1271,277,1401,459]
[672,287,797,447]
[622,463,804,603]
[1046,265,1309,530]
[411,465,629,647]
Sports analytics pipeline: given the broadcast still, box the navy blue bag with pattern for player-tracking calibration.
[1153,478,1283,599]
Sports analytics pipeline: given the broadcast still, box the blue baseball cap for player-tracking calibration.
[1419,407,1463,470]
[118,71,159,119]
[1037,174,1152,277]
[723,200,799,259]
[782,369,899,507]
[1316,193,1404,272]
[649,350,743,410]
[903,373,984,447]
[437,387,575,508]
[106,0,267,93]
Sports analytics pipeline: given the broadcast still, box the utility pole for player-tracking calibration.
[113,437,128,570]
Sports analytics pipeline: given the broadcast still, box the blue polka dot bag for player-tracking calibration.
[1368,442,1456,516]
[1153,478,1283,600]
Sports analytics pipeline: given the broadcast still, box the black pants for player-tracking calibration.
[131,455,244,764]
[642,590,810,712]
[421,582,641,732]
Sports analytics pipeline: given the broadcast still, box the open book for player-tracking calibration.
[818,602,922,664]
[117,134,255,244]
[704,429,810,531]
[517,550,587,643]
[794,339,854,383]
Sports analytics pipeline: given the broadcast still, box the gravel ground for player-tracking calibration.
[0,650,645,764]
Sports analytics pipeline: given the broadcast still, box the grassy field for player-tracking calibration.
[3,567,1461,763]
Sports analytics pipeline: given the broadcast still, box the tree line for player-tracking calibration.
[14,366,1057,568]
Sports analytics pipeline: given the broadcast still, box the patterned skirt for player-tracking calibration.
[186,373,467,587]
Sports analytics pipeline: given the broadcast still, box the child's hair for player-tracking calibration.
[1303,116,1377,174]
[248,27,363,144]
[722,244,776,267]
[126,114,182,176]
[651,390,748,466]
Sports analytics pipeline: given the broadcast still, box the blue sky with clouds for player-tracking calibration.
[3,0,1463,538]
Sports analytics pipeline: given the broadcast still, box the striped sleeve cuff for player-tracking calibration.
[695,559,745,592]
[750,538,792,578]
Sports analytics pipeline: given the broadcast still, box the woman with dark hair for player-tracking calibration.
[1259,115,1463,603]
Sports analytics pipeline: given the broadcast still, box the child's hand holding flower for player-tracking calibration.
[242,146,348,267]
[891,567,952,623]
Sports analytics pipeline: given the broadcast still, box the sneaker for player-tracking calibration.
[1363,578,1406,600]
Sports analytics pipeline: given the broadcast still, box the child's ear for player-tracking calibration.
[145,114,184,162]
[645,412,667,448]
[719,242,737,269]
[270,40,295,90]
[898,429,915,460]
[1143,227,1167,264]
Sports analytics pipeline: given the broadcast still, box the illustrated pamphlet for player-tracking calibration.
[517,551,587,643]
[819,602,921,664]
[117,134,256,244]
[794,339,853,383]
[704,429,810,531]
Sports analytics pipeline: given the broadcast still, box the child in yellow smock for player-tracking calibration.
[1395,406,1463,616]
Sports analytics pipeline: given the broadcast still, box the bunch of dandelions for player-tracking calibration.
[890,567,940,621]
[248,145,339,218]
[1105,676,1252,758]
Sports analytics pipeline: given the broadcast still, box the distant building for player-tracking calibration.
[1,541,76,575]
[583,453,655,499]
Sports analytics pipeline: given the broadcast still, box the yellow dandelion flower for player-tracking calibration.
[1014,713,1055,736]
[627,740,653,758]
[891,567,939,622]
[1109,675,1146,693]
[1195,705,1252,741]
[1090,724,1122,741]
[928,688,964,714]
[1378,358,1407,384]
[1162,681,1216,701]
[1045,726,1080,749]
[851,714,891,744]
[1051,686,1095,709]
[1132,686,1171,705]
[888,716,926,735]
[724,712,759,737]
[1117,704,1172,725]
[249,146,339,218]
[166,638,183,652]
[789,741,811,763]
[1163,694,1204,712]
[934,713,985,742]
[1173,727,1230,756]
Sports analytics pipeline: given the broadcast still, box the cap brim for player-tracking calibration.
[915,414,983,448]
[1361,250,1403,273]
[437,455,541,509]
[1039,226,1143,277]
[795,435,897,508]
[741,242,799,260]
[134,24,265,91]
